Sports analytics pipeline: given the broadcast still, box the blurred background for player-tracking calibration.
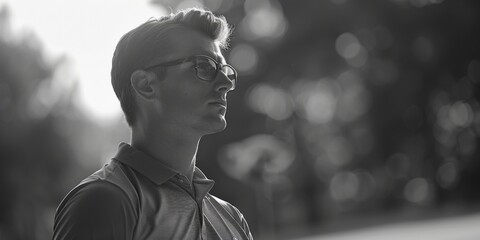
[0,0,479,239]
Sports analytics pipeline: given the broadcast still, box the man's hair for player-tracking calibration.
[111,8,232,126]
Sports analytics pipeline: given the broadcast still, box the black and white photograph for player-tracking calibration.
[0,0,479,239]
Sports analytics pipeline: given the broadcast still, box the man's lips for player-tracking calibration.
[209,100,227,107]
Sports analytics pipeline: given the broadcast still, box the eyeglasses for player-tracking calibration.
[144,55,237,90]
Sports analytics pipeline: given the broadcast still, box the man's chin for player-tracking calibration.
[203,117,227,135]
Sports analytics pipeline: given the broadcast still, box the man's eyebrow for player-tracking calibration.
[195,50,224,63]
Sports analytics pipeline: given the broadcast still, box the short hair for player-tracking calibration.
[111,8,232,126]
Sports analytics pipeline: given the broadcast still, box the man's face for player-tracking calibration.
[149,28,234,136]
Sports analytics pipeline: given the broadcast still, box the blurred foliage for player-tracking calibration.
[1,0,480,239]
[181,0,479,239]
[0,5,129,239]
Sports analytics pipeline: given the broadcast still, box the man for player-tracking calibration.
[53,8,253,240]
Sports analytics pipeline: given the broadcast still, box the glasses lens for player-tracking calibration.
[222,66,236,81]
[194,57,217,81]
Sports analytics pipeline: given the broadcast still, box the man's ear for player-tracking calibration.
[131,70,156,101]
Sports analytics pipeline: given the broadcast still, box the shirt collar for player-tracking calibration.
[112,142,215,190]
[192,168,215,199]
[113,142,177,185]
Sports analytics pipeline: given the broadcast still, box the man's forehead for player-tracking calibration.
[165,28,225,61]
[191,49,225,62]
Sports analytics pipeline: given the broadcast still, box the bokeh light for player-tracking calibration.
[335,32,368,67]
[240,0,287,42]
[292,79,338,124]
[247,84,294,121]
[229,43,259,75]
[218,134,295,179]
[330,171,360,201]
[404,178,431,204]
[436,161,459,189]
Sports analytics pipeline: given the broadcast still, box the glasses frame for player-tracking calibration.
[144,55,237,90]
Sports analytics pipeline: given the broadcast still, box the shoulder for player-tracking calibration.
[58,180,132,214]
[81,160,141,206]
[210,195,244,219]
[209,195,254,239]
[58,160,140,215]
[53,179,137,240]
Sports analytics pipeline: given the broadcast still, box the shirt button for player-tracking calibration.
[175,175,183,182]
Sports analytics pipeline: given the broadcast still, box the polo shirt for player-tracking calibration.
[53,142,253,240]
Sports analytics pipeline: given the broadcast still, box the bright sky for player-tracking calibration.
[0,0,167,120]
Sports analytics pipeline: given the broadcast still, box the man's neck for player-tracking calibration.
[130,125,201,182]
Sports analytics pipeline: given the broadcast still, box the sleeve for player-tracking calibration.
[229,204,254,240]
[53,180,136,240]
[211,195,254,240]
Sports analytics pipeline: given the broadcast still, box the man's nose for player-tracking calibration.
[214,71,235,93]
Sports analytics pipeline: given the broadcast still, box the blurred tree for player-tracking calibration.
[160,0,480,239]
[0,5,90,240]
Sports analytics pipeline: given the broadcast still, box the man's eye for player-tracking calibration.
[197,62,216,72]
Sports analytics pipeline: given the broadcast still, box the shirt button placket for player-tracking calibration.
[175,175,187,186]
